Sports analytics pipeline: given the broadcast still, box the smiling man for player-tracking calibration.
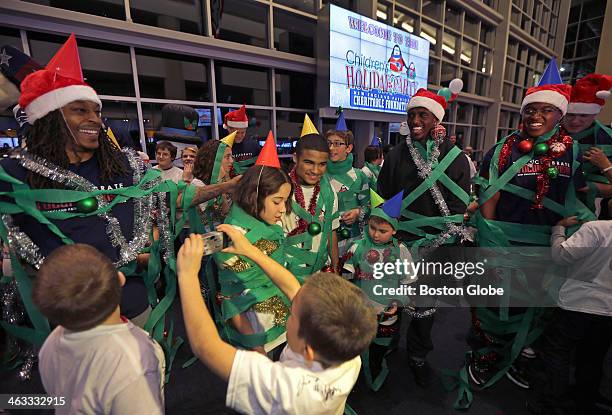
[282,117,340,281]
[378,85,470,388]
[0,34,238,330]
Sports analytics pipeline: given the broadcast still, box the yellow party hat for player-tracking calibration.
[300,114,319,137]
[221,130,237,147]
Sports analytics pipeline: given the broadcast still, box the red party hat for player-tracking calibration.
[45,33,83,81]
[255,130,280,169]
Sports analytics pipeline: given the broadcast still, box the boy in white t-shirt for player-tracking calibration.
[177,230,378,415]
[33,244,165,415]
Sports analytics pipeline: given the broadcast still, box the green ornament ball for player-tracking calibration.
[437,87,452,101]
[533,142,549,156]
[307,222,322,236]
[76,197,98,214]
[339,228,351,239]
[546,166,559,179]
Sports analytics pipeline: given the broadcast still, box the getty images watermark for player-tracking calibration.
[370,259,506,297]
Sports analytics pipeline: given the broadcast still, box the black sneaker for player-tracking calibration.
[408,358,431,388]
[467,353,495,387]
[506,362,530,389]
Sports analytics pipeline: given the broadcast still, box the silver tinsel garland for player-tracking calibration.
[406,135,470,252]
[1,149,170,381]
[14,148,159,267]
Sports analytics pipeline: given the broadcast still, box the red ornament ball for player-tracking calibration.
[366,249,380,264]
[518,139,533,153]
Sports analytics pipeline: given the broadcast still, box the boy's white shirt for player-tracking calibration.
[226,344,361,415]
[38,320,165,415]
[281,183,340,263]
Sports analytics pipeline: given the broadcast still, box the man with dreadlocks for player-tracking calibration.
[0,35,238,374]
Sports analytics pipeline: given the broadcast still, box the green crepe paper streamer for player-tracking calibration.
[213,204,289,348]
[0,164,189,379]
[446,126,594,409]
[285,176,336,279]
[233,156,257,174]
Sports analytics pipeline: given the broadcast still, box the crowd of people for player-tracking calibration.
[0,34,611,415]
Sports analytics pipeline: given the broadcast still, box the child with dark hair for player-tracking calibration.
[154,140,184,182]
[281,116,341,279]
[34,244,165,414]
[178,229,377,414]
[213,133,294,353]
[342,190,414,390]
[362,145,383,189]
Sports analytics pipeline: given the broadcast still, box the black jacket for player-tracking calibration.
[377,138,470,240]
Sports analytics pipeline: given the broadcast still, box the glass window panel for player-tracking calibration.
[377,1,392,24]
[564,42,575,59]
[444,6,462,32]
[574,59,596,79]
[442,32,457,61]
[578,17,603,41]
[130,0,205,35]
[215,0,268,48]
[576,38,600,57]
[274,8,316,58]
[0,27,23,51]
[101,101,142,150]
[478,47,491,74]
[421,21,439,46]
[217,108,271,144]
[440,61,458,84]
[136,49,208,101]
[422,0,442,21]
[472,105,485,125]
[0,114,19,151]
[215,61,270,106]
[275,69,315,109]
[141,102,214,158]
[464,15,479,39]
[569,4,581,23]
[480,24,495,45]
[581,0,605,19]
[274,0,316,14]
[396,0,419,11]
[456,102,471,123]
[511,8,521,25]
[460,70,472,94]
[28,32,135,96]
[393,9,416,33]
[475,74,488,96]
[461,39,476,67]
[428,58,440,84]
[23,0,125,20]
[276,111,315,163]
[502,83,512,102]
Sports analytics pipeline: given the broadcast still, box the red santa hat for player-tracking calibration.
[223,104,248,129]
[567,74,612,115]
[520,84,571,115]
[406,89,447,121]
[406,79,462,121]
[18,34,101,124]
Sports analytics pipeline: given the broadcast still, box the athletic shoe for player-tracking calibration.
[408,358,431,388]
[506,362,530,389]
[467,352,495,387]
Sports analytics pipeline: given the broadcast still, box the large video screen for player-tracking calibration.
[329,5,430,114]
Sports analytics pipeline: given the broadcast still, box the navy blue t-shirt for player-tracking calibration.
[480,139,587,226]
[0,153,148,317]
[232,136,261,163]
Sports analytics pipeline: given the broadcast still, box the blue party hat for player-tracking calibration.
[371,135,381,146]
[381,190,403,219]
[538,59,563,86]
[335,110,348,131]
